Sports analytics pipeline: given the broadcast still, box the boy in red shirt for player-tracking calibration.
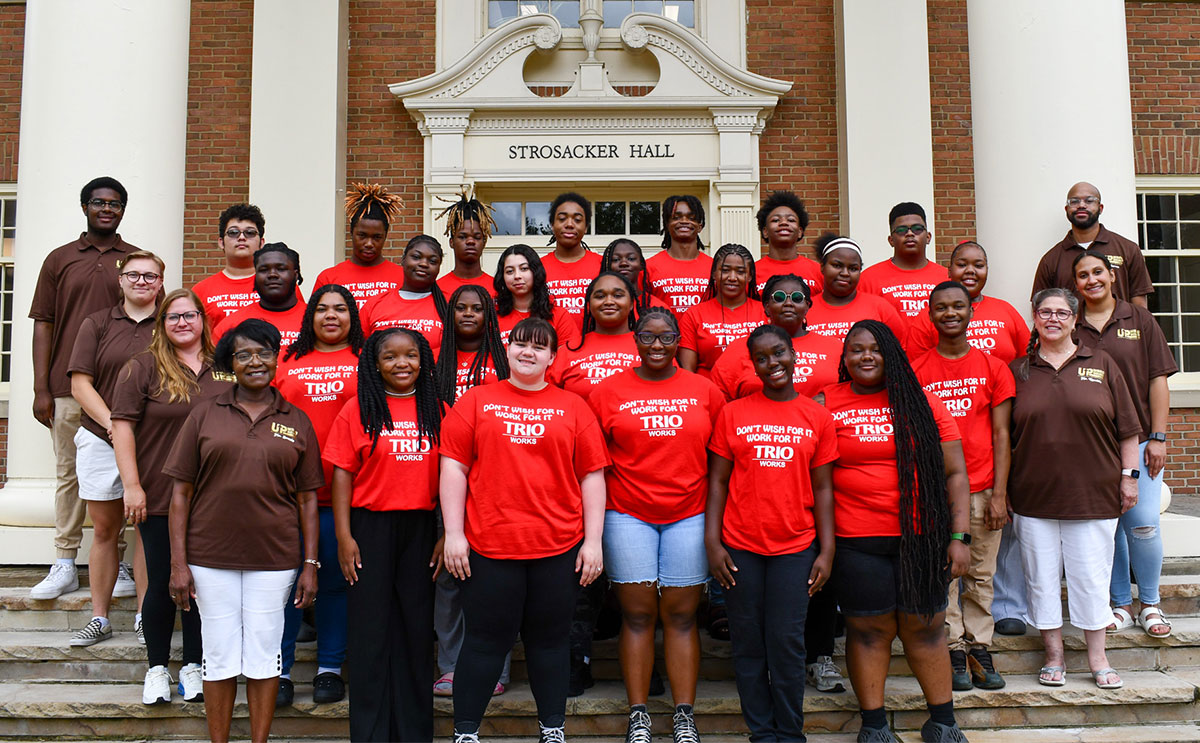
[193,204,270,328]
[859,202,948,325]
[313,183,406,308]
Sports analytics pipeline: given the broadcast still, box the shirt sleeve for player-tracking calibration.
[109,357,150,423]
[161,408,203,483]
[66,315,102,377]
[295,419,326,492]
[704,379,727,425]
[707,406,734,460]
[678,307,700,352]
[439,398,478,467]
[1031,251,1056,300]
[925,391,962,442]
[906,315,936,361]
[811,407,840,467]
[29,253,61,322]
[1137,306,1179,379]
[571,400,610,479]
[1124,244,1156,298]
[1105,356,1145,442]
[1006,302,1032,357]
[989,355,1017,404]
[321,406,364,474]
[879,301,909,348]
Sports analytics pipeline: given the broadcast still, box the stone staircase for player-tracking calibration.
[1,565,1200,741]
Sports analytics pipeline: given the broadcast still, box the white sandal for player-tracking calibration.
[1138,605,1172,638]
[1107,606,1135,634]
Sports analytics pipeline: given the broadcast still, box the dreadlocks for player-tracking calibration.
[571,271,638,352]
[600,238,657,316]
[345,182,403,231]
[705,243,761,302]
[402,234,450,323]
[436,285,510,406]
[1018,288,1079,382]
[494,244,555,320]
[357,328,442,455]
[837,319,951,617]
[660,195,706,252]
[436,189,496,240]
[284,284,365,362]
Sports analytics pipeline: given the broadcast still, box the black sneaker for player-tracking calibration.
[567,657,594,697]
[538,722,566,743]
[857,726,897,743]
[649,667,666,696]
[672,704,700,743]
[312,671,345,703]
[920,719,968,742]
[275,677,294,708]
[967,646,1005,690]
[949,650,972,691]
[625,707,652,743]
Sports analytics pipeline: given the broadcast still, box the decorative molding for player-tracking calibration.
[467,116,715,133]
[423,111,473,131]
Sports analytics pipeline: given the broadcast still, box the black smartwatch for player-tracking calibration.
[1149,432,1167,442]
[950,532,972,545]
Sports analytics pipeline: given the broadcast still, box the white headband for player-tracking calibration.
[821,237,863,260]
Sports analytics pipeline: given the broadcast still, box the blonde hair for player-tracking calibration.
[117,250,166,275]
[146,289,214,403]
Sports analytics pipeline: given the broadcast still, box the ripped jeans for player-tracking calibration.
[1110,440,1165,607]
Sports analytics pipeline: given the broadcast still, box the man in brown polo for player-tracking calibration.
[28,177,136,600]
[1031,182,1154,307]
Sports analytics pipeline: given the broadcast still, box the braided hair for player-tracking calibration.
[436,284,510,406]
[704,243,761,302]
[837,319,951,616]
[494,244,555,320]
[356,328,443,455]
[1017,288,1079,382]
[284,284,365,362]
[660,195,706,251]
[345,182,403,231]
[600,238,657,316]
[436,189,496,239]
[402,234,450,322]
[571,271,637,352]
[634,305,678,334]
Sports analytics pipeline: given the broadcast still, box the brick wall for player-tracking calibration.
[927,0,974,260]
[1127,2,1200,176]
[0,3,24,184]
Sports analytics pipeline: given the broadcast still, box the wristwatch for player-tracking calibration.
[950,532,973,545]
[1149,432,1167,442]
[1121,468,1140,480]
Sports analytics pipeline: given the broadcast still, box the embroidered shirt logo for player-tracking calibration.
[212,371,237,383]
[271,422,298,442]
[1116,328,1141,341]
[1077,367,1106,384]
[1107,254,1125,267]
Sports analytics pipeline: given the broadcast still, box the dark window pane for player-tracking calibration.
[1150,311,1176,344]
[630,201,660,234]
[1180,194,1200,221]
[1179,254,1200,284]
[1144,194,1176,221]
[1181,315,1200,346]
[1181,344,1198,373]
[525,201,552,235]
[596,202,626,234]
[1149,281,1178,314]
[665,0,693,25]
[604,0,632,27]
[1,198,13,229]
[489,1,519,26]
[1182,222,1200,251]
[492,202,522,235]
[1145,223,1178,251]
[1137,193,1144,222]
[1146,256,1178,284]
[1181,285,1200,314]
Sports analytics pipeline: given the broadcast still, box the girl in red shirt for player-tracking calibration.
[359,235,449,352]
[705,324,838,742]
[824,320,970,742]
[754,191,823,297]
[647,195,713,313]
[326,328,443,742]
[550,272,639,398]
[494,244,580,348]
[589,307,725,743]
[599,238,670,317]
[805,235,907,346]
[678,243,766,376]
[441,317,608,743]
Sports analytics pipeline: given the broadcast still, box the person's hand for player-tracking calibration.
[576,538,603,586]
[338,534,362,585]
[123,486,148,525]
[808,550,833,596]
[1120,475,1139,514]
[444,531,471,580]
[169,564,195,611]
[1145,440,1166,479]
[32,391,54,429]
[430,534,446,581]
[707,540,738,589]
[985,491,1009,531]
[294,564,318,609]
[947,540,970,579]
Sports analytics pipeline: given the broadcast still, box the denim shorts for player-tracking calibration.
[602,510,707,587]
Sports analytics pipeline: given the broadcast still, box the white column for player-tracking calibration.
[248,0,349,284]
[835,0,936,263]
[0,1,190,559]
[968,1,1136,313]
[711,107,762,252]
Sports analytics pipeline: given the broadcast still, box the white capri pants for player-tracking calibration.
[191,565,297,681]
[1014,514,1118,631]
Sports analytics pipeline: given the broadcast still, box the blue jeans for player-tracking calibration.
[1111,440,1165,607]
[282,507,348,673]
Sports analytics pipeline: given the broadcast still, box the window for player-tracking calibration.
[1136,183,1200,372]
[0,189,13,384]
[487,0,693,28]
[491,198,663,238]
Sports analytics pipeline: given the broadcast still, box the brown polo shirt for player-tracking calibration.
[1031,224,1155,303]
[1008,343,1142,521]
[67,305,156,443]
[29,234,135,398]
[162,387,324,571]
[109,354,235,515]
[1075,299,1177,440]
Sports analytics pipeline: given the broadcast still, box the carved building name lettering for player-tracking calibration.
[507,143,675,160]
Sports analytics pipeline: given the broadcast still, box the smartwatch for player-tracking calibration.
[1121,468,1140,480]
[950,532,973,546]
[1149,432,1167,442]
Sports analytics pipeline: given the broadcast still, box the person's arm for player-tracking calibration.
[575,469,605,586]
[1031,252,1054,300]
[704,451,737,588]
[1131,295,1148,309]
[677,348,699,372]
[70,373,112,438]
[1145,375,1169,478]
[1120,434,1140,514]
[331,467,360,584]
[942,439,970,578]
[168,480,196,611]
[293,489,319,608]
[985,399,1012,530]
[808,461,835,596]
[31,320,55,428]
[112,420,148,524]
[440,456,472,579]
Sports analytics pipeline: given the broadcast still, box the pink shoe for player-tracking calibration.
[433,673,454,697]
[492,682,506,696]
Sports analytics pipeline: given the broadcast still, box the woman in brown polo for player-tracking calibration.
[164,318,323,743]
[1009,288,1141,690]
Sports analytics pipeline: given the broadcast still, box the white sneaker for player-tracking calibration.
[178,662,204,702]
[29,563,79,600]
[142,665,172,705]
[112,561,136,598]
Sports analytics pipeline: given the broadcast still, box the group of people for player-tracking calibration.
[27,176,1173,743]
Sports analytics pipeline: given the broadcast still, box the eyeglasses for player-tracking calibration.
[635,332,679,345]
[232,349,278,364]
[770,290,807,303]
[165,310,202,324]
[224,228,260,239]
[892,224,927,236]
[1034,308,1075,321]
[87,198,124,211]
[120,271,161,284]
[1067,197,1100,207]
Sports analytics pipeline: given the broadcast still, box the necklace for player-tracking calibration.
[385,389,416,398]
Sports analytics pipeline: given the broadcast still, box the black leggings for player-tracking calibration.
[453,543,581,734]
[139,516,201,668]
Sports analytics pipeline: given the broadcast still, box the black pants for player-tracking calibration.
[346,508,435,743]
[454,542,582,733]
[138,516,201,669]
[805,583,837,662]
[724,544,816,743]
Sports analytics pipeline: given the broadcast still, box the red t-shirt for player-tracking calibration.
[906,295,1031,365]
[214,301,308,348]
[755,255,823,297]
[359,290,444,354]
[274,347,360,505]
[708,393,839,555]
[453,348,501,402]
[322,396,439,512]
[709,331,843,401]
[549,332,640,399]
[438,271,496,300]
[313,260,407,309]
[858,259,950,323]
[823,382,960,538]
[646,251,714,314]
[440,382,610,560]
[497,306,581,348]
[805,292,909,346]
[678,299,766,375]
[589,369,725,524]
[912,348,1015,493]
[542,251,602,330]
[193,272,260,328]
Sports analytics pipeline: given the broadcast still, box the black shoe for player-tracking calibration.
[707,605,730,641]
[275,677,294,708]
[921,719,968,742]
[296,620,317,643]
[311,671,345,703]
[949,650,972,691]
[649,667,666,696]
[857,725,897,743]
[994,618,1025,636]
[967,646,1005,690]
[567,657,594,697]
